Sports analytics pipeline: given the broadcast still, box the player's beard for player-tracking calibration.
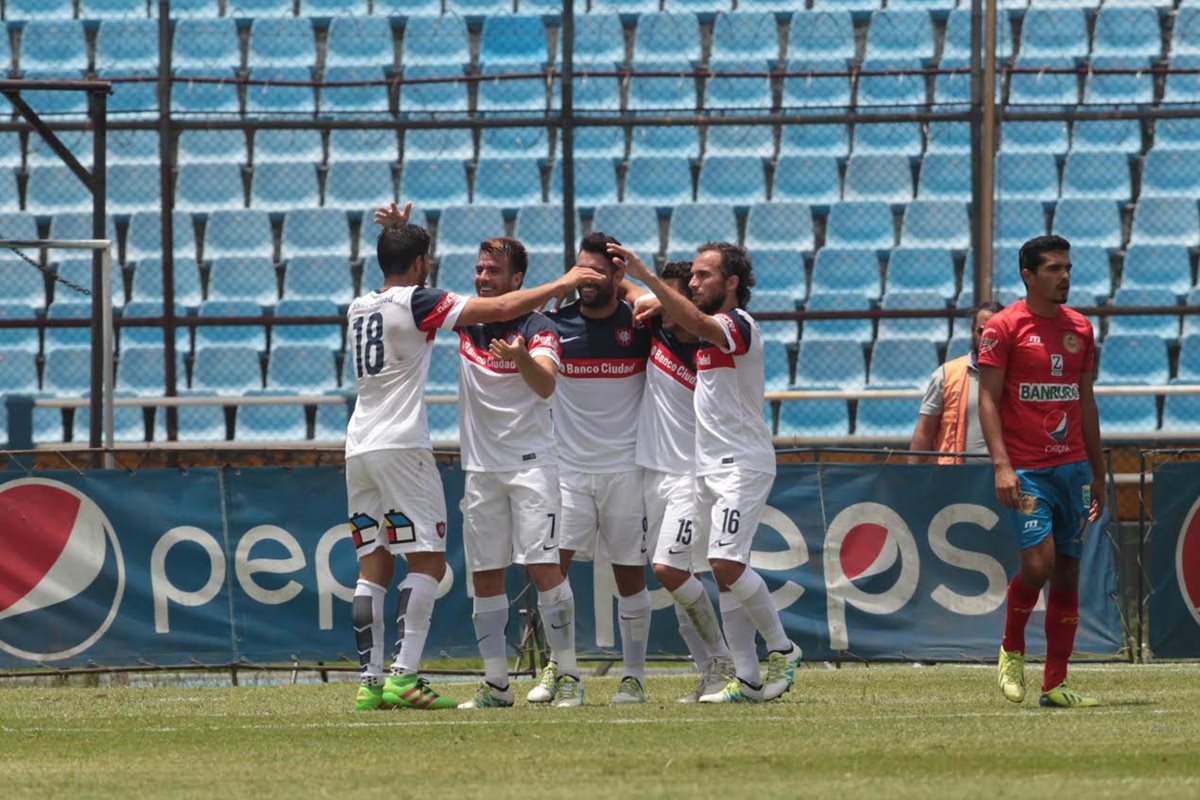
[696,292,723,315]
[580,279,615,307]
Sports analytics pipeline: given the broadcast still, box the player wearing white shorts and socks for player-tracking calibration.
[634,261,734,703]
[615,241,803,704]
[349,204,604,711]
[449,238,583,710]
[546,232,653,705]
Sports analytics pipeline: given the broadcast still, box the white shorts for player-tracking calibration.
[559,467,647,566]
[345,448,448,558]
[463,466,561,572]
[697,468,775,565]
[645,469,709,573]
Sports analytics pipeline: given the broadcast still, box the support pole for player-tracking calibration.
[970,0,998,304]
[158,0,179,441]
[559,0,577,271]
[88,88,109,462]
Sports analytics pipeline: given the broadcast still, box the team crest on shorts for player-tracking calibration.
[1019,493,1038,514]
[615,327,634,347]
[1062,332,1081,354]
[436,521,446,539]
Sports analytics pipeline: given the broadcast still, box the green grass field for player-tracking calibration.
[2,664,1199,799]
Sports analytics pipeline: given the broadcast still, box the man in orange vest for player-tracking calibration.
[908,302,1004,464]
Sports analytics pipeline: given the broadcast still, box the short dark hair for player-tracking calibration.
[377,223,430,277]
[697,241,754,308]
[479,236,528,276]
[1019,235,1070,277]
[579,231,621,271]
[660,260,692,297]
[971,301,1004,323]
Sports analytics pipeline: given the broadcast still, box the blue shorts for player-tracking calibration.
[1010,461,1092,559]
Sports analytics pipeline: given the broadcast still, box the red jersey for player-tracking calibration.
[976,299,1096,470]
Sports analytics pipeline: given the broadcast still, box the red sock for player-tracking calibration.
[1001,575,1041,654]
[1043,588,1079,692]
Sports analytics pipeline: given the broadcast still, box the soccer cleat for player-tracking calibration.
[763,643,802,701]
[552,675,584,707]
[610,675,646,704]
[997,646,1027,704]
[458,681,514,709]
[699,676,764,704]
[354,683,392,711]
[526,662,558,703]
[679,655,735,704]
[1039,683,1100,708]
[381,673,458,710]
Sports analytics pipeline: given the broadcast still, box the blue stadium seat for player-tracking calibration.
[6,0,72,19]
[426,400,459,441]
[172,392,227,442]
[855,394,922,437]
[479,16,550,67]
[1163,394,1200,432]
[0,305,39,353]
[1122,245,1193,297]
[843,154,913,203]
[1008,59,1080,108]
[266,344,338,393]
[777,398,850,437]
[591,204,660,254]
[128,259,203,309]
[627,65,699,115]
[1185,288,1200,338]
[95,20,159,72]
[203,210,273,260]
[624,156,694,207]
[175,163,245,213]
[996,152,1059,201]
[771,155,841,207]
[752,251,806,295]
[550,158,619,208]
[565,77,623,122]
[779,62,851,158]
[373,0,440,15]
[696,156,767,206]
[1097,334,1169,386]
[1052,199,1123,249]
[666,204,738,260]
[279,209,352,261]
[885,248,957,301]
[477,64,548,116]
[630,126,701,159]
[745,202,814,254]
[31,406,65,444]
[401,16,469,69]
[254,131,324,166]
[432,253,475,295]
[868,339,939,388]
[302,0,372,15]
[877,291,949,342]
[325,160,396,211]
[25,166,93,215]
[359,206,427,261]
[245,68,317,118]
[0,212,37,250]
[0,134,20,169]
[320,66,391,119]
[795,339,865,390]
[901,200,970,250]
[994,199,1048,246]
[19,72,90,122]
[0,170,17,214]
[560,14,625,70]
[48,213,118,251]
[480,127,550,160]
[1072,120,1143,157]
[1063,246,1114,304]
[446,0,511,15]
[865,10,934,63]
[824,201,895,250]
[172,19,240,71]
[801,291,873,343]
[43,347,92,395]
[1092,7,1162,60]
[207,258,278,305]
[1018,8,1088,61]
[234,392,308,442]
[1141,150,1200,198]
[19,21,87,72]
[52,258,124,308]
[250,163,319,213]
[711,12,779,65]
[786,11,855,63]
[119,300,190,350]
[426,339,460,394]
[126,212,198,264]
[706,58,773,108]
[524,252,563,286]
[811,249,881,300]
[747,290,799,342]
[25,129,91,170]
[1176,334,1200,383]
[164,0,220,16]
[171,69,240,117]
[1001,121,1071,159]
[330,129,397,163]
[917,152,971,201]
[1060,151,1131,202]
[853,59,927,156]
[1106,287,1180,340]
[1096,394,1158,432]
[436,205,505,256]
[314,399,349,442]
[107,131,160,167]
[116,346,182,398]
[325,16,395,69]
[177,131,247,166]
[272,301,342,350]
[942,9,1014,62]
[705,122,775,158]
[632,13,702,66]
[762,339,791,391]
[398,159,468,212]
[196,301,268,352]
[474,159,543,208]
[0,350,38,392]
[283,257,354,305]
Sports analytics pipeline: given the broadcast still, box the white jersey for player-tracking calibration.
[345,285,467,458]
[457,312,561,472]
[694,308,776,476]
[546,300,651,473]
[635,324,699,475]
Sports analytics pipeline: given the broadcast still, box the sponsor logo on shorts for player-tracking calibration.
[1063,332,1081,354]
[1019,493,1038,514]
[1019,383,1080,402]
[1044,410,1069,441]
[1024,519,1041,531]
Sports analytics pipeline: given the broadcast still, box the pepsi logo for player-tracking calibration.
[1044,410,1069,441]
[0,478,125,661]
[1175,494,1200,629]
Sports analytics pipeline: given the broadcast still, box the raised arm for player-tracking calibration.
[978,364,1019,510]
[456,266,606,327]
[490,336,557,399]
[606,244,728,347]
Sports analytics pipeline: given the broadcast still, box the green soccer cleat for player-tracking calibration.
[526,662,558,704]
[998,646,1027,704]
[763,643,802,701]
[699,676,764,704]
[381,673,458,710]
[458,681,514,709]
[610,675,646,705]
[552,675,584,708]
[354,683,392,711]
[1040,683,1100,708]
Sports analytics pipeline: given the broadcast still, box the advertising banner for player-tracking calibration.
[1147,462,1200,658]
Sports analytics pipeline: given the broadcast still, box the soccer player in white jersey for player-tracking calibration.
[348,205,603,712]
[541,232,654,705]
[636,261,735,703]
[612,241,803,704]
[451,237,583,710]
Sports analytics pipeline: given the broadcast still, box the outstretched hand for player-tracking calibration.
[605,243,652,283]
[373,200,413,228]
[489,335,525,361]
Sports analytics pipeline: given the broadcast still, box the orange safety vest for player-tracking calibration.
[934,355,973,465]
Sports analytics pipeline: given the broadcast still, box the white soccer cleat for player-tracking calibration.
[526,662,558,704]
[458,681,514,709]
[552,675,584,707]
[763,643,802,701]
[610,675,646,704]
[699,676,764,704]
[679,655,735,704]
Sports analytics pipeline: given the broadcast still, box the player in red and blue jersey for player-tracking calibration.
[977,234,1106,709]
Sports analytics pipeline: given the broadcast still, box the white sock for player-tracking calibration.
[617,588,652,683]
[538,579,578,676]
[728,568,791,653]
[719,591,761,687]
[674,602,708,665]
[353,579,386,685]
[389,572,439,675]
[670,576,730,662]
[472,593,510,689]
